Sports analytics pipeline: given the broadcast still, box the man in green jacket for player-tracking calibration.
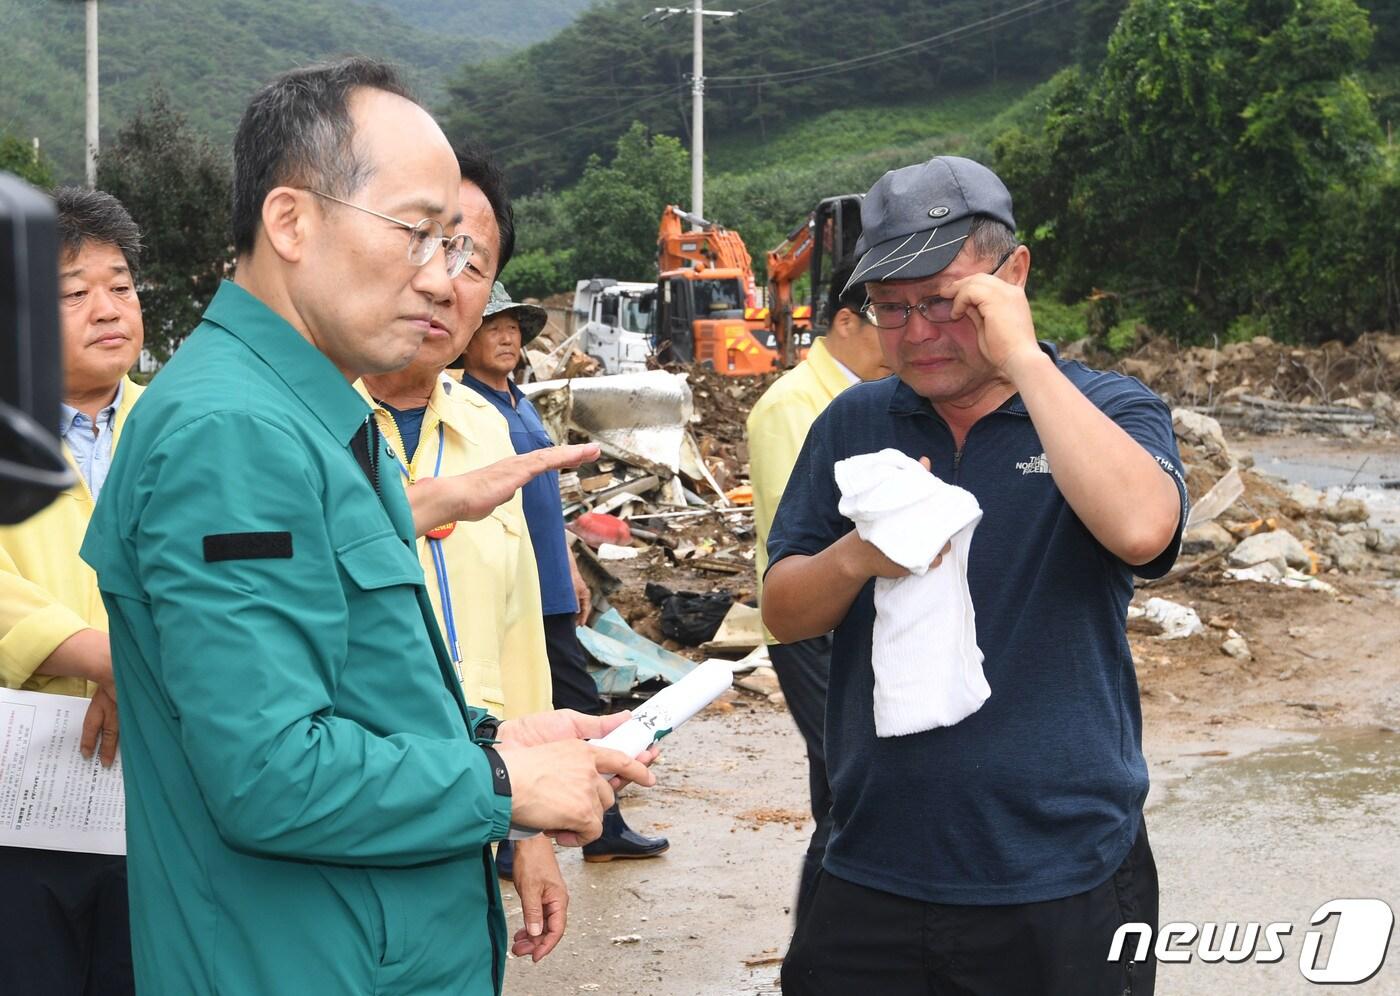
[80,58,652,996]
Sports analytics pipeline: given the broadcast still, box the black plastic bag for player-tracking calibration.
[647,584,734,645]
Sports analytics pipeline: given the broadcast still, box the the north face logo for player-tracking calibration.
[1016,452,1050,475]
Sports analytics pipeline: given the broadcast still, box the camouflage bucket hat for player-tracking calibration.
[481,281,548,346]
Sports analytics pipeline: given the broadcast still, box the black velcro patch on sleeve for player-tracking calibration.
[203,532,294,563]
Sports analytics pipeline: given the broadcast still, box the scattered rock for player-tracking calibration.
[735,665,781,697]
[1172,409,1234,465]
[1375,529,1400,556]
[1220,630,1252,660]
[1323,498,1369,524]
[1319,531,1372,573]
[1143,597,1205,640]
[1182,521,1235,556]
[1229,529,1311,571]
[1287,483,1323,509]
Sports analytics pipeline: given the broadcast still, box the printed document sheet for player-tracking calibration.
[0,687,125,854]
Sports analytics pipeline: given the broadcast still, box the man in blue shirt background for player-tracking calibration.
[765,157,1187,996]
[460,283,670,867]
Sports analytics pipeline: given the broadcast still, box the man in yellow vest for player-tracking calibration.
[0,186,143,995]
[361,146,582,965]
[745,264,889,924]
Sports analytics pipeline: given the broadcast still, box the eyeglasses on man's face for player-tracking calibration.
[862,246,1017,329]
[304,189,474,278]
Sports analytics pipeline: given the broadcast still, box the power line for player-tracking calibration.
[705,0,1058,85]
[488,0,1067,156]
[468,80,684,117]
[490,84,687,154]
[729,0,786,14]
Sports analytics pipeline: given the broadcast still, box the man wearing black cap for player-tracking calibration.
[763,156,1186,995]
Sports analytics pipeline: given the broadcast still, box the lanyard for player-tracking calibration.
[394,421,463,673]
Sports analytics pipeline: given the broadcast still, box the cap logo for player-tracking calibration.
[929,206,950,218]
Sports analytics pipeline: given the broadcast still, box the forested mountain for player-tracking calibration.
[374,0,594,49]
[441,0,1103,194]
[0,0,593,181]
[497,0,1400,348]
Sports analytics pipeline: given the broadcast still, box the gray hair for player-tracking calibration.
[231,57,415,256]
[53,186,142,275]
[968,215,1018,263]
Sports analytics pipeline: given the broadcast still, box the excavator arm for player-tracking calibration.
[657,205,760,310]
[766,215,817,364]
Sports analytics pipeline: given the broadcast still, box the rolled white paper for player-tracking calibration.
[590,658,734,757]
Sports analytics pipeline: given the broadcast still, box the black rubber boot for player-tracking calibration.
[582,802,670,862]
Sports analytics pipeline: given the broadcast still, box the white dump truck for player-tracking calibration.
[572,278,658,375]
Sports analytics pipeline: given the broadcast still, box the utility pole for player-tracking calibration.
[646,3,737,228]
[691,0,703,224]
[85,0,99,188]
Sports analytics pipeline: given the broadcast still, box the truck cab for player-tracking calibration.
[656,270,778,374]
[573,278,658,375]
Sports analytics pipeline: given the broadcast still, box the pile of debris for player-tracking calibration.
[666,362,779,495]
[1131,407,1400,660]
[518,368,771,699]
[1170,408,1400,577]
[1107,333,1400,436]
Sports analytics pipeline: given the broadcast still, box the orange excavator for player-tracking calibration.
[650,197,864,374]
[653,205,779,375]
[766,194,865,365]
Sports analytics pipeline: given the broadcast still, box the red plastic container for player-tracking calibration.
[568,512,632,549]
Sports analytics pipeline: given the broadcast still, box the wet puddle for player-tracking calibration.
[1149,728,1400,994]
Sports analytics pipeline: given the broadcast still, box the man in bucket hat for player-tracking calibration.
[460,284,671,870]
[764,155,1187,995]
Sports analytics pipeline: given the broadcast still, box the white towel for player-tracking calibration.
[834,449,989,737]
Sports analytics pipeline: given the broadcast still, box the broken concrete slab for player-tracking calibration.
[1229,529,1311,570]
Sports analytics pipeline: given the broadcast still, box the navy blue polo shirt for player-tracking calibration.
[766,344,1188,906]
[458,372,579,617]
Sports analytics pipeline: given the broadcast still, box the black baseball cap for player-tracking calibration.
[844,156,1015,294]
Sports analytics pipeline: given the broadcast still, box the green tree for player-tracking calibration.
[560,122,689,282]
[97,89,232,362]
[0,130,54,187]
[996,0,1385,342]
[502,247,577,300]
